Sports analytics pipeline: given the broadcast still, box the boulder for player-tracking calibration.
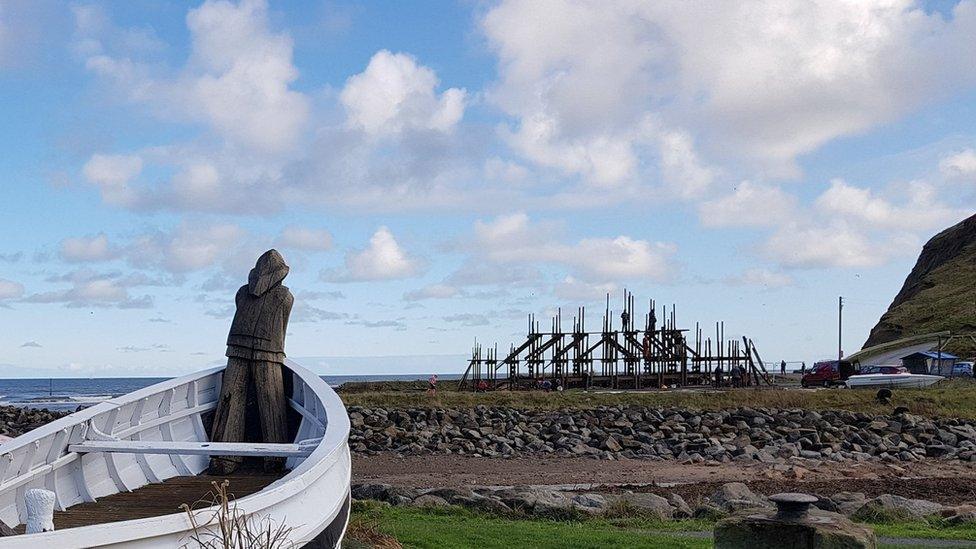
[941,504,976,525]
[827,492,867,517]
[853,494,943,521]
[603,436,623,452]
[424,487,478,505]
[711,482,769,513]
[572,493,609,515]
[608,493,674,520]
[669,493,693,519]
[351,483,393,502]
[466,495,512,514]
[528,489,582,519]
[715,508,877,549]
[411,494,450,508]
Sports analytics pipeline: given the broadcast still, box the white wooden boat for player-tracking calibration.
[845,372,944,389]
[0,359,351,548]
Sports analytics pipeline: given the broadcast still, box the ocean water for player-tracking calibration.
[0,374,461,412]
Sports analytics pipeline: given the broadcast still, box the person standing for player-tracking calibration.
[780,360,786,375]
[428,374,438,396]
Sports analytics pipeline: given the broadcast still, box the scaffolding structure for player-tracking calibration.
[459,290,772,390]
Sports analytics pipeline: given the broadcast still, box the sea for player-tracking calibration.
[0,374,462,412]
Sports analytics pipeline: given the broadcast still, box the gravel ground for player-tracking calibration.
[353,454,976,505]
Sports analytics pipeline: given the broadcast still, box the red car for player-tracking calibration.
[801,360,855,387]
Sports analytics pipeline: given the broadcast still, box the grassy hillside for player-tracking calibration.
[865,214,976,357]
[873,247,976,352]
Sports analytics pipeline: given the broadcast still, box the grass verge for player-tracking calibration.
[341,378,976,419]
[348,502,710,549]
[347,502,976,548]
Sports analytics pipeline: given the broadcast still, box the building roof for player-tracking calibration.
[901,351,959,360]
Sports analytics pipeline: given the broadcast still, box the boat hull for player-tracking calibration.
[845,373,944,389]
[0,359,351,548]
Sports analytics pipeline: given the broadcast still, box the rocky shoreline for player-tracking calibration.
[0,405,68,438]
[352,480,976,525]
[348,405,976,464]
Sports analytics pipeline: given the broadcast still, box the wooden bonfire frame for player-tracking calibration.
[459,290,772,391]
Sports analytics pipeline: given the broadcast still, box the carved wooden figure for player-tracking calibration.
[210,249,294,474]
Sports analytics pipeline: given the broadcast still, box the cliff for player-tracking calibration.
[863,213,976,354]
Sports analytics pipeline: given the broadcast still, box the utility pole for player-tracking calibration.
[838,296,844,362]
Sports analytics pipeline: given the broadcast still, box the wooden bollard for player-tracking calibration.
[25,488,55,534]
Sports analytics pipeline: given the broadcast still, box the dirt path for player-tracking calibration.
[353,454,976,504]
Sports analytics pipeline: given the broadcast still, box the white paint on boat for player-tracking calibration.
[0,359,351,548]
[845,373,944,389]
[68,440,316,458]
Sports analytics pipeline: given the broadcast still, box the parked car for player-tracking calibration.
[858,365,909,375]
[801,360,855,387]
[953,361,974,377]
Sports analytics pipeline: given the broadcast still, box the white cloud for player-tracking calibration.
[0,278,24,300]
[276,226,333,251]
[128,223,245,273]
[726,268,794,288]
[442,313,489,326]
[658,130,716,199]
[290,302,348,323]
[572,237,675,281]
[752,171,971,271]
[324,227,423,282]
[59,234,119,263]
[815,178,966,231]
[77,4,479,214]
[482,0,976,179]
[761,221,898,269]
[468,213,676,283]
[81,0,309,156]
[404,284,460,301]
[341,50,466,137]
[169,162,223,205]
[484,157,529,183]
[24,278,152,309]
[699,181,797,228]
[553,276,617,302]
[446,260,542,287]
[940,148,976,181]
[183,0,309,154]
[77,0,309,213]
[82,154,144,207]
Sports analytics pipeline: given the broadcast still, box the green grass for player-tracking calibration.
[340,378,976,419]
[348,504,976,548]
[349,504,710,549]
[873,518,976,541]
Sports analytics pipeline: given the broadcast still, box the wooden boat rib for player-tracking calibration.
[0,359,351,548]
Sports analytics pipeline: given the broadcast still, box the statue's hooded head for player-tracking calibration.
[248,249,289,297]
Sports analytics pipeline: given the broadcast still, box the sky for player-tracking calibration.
[1,0,976,378]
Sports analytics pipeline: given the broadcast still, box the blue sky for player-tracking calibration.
[1,0,975,377]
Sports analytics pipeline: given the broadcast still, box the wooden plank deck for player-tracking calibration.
[15,471,283,532]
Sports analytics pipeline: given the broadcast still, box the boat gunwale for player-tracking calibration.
[3,359,351,546]
[0,366,225,456]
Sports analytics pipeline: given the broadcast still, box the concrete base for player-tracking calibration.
[714,508,877,549]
